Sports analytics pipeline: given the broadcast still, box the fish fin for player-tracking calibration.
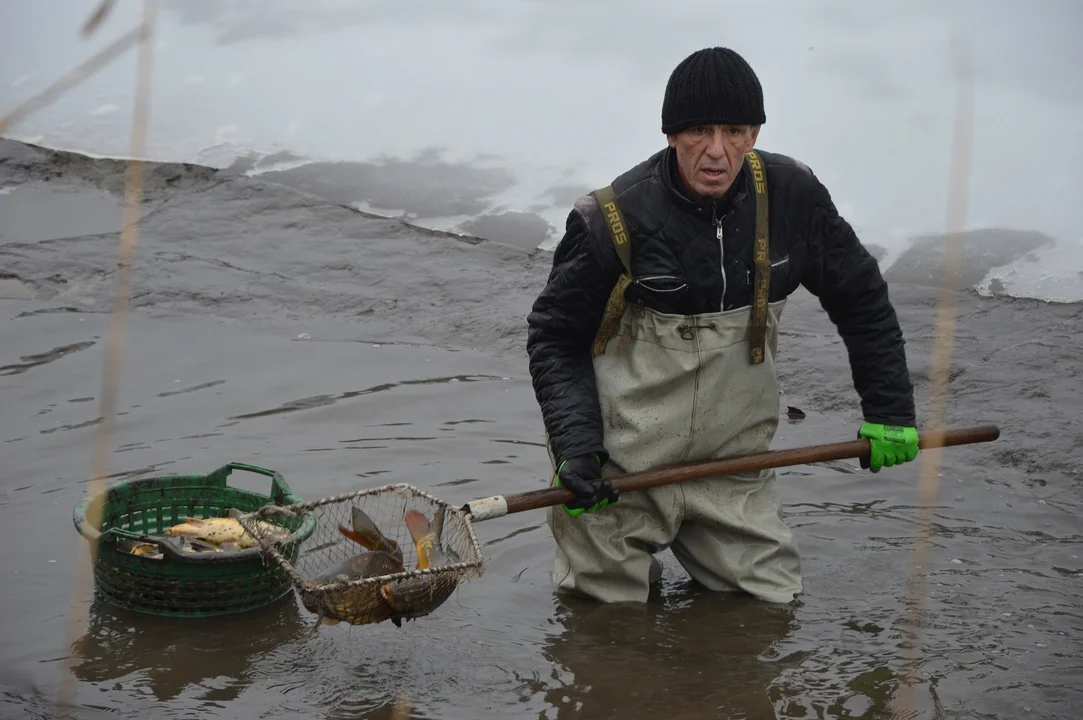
[338,525,377,549]
[431,506,447,539]
[349,506,394,551]
[404,510,435,570]
[227,508,243,519]
[182,517,205,525]
[350,505,382,532]
[402,510,431,543]
[189,539,220,552]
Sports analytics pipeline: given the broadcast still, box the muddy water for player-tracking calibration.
[1,139,1081,719]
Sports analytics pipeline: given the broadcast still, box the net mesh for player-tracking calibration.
[234,483,484,627]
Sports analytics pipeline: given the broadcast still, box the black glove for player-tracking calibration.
[556,453,620,516]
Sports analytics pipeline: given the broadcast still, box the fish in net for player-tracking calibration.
[235,484,484,628]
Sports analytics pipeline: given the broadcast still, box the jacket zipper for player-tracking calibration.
[713,201,727,309]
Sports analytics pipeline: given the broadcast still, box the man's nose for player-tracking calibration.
[705,128,728,156]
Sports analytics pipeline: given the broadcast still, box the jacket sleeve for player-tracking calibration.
[526,199,622,466]
[799,172,917,426]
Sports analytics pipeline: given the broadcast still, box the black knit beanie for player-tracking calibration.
[661,47,766,134]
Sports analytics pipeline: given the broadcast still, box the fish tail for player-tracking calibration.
[337,525,378,549]
[349,506,396,549]
[403,510,437,570]
[431,506,446,540]
[402,510,431,543]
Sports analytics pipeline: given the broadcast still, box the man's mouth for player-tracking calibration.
[701,168,726,179]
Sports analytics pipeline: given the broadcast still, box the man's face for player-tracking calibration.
[667,123,760,199]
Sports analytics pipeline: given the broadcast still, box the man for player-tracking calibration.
[525,46,919,605]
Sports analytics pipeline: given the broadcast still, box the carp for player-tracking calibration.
[164,508,290,549]
[302,549,405,627]
[301,505,406,628]
[380,506,461,623]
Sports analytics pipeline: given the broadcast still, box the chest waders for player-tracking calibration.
[546,150,803,605]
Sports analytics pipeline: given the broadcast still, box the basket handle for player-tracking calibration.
[219,462,296,505]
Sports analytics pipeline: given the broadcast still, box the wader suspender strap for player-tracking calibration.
[745,149,771,365]
[590,185,633,357]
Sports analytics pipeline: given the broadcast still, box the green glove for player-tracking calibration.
[554,453,619,517]
[858,422,919,472]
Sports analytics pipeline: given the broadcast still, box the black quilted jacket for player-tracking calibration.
[526,145,916,466]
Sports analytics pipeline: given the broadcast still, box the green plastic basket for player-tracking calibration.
[73,462,316,618]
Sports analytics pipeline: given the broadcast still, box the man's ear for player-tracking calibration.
[666,133,678,148]
[749,124,761,148]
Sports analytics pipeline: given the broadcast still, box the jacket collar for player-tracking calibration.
[658,145,751,220]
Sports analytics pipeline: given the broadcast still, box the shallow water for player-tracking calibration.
[2,138,1082,719]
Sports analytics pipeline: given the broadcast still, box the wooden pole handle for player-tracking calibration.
[501,424,1000,516]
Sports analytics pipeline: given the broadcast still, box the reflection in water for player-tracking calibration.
[539,580,912,719]
[69,594,310,704]
[538,582,804,719]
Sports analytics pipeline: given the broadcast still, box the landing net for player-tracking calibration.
[235,483,484,628]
